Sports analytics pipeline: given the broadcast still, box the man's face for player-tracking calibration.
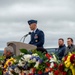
[4,49,11,57]
[67,39,73,46]
[29,23,37,30]
[58,40,64,46]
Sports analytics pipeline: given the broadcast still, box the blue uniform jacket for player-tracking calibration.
[29,29,45,47]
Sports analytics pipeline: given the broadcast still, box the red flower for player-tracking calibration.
[38,70,43,74]
[28,73,34,75]
[54,63,58,68]
[50,68,53,72]
[58,63,64,72]
[8,62,12,66]
[46,62,50,67]
[70,54,75,63]
[32,68,36,73]
[64,56,68,61]
[54,70,59,75]
[3,68,6,72]
[45,53,52,60]
[62,71,67,75]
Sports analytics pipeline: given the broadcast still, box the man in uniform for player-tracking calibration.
[28,19,45,48]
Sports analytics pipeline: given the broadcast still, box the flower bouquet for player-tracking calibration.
[52,52,75,75]
[62,52,75,75]
[0,48,65,75]
[16,49,52,75]
[2,48,56,75]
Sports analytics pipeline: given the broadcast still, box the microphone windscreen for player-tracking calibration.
[29,32,32,35]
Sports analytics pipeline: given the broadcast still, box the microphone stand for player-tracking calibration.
[23,34,28,42]
[20,32,31,42]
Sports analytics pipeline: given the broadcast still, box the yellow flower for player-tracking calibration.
[65,62,71,68]
[70,65,75,75]
[64,53,75,75]
[4,57,15,69]
[68,52,72,56]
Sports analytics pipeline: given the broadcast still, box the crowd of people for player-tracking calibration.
[57,37,75,60]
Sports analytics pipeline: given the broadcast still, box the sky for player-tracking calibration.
[0,0,75,50]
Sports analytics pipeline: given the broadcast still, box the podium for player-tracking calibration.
[7,41,37,56]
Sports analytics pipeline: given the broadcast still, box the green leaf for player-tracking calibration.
[66,69,72,75]
[0,68,2,75]
[0,56,5,61]
[64,68,69,72]
[20,49,28,54]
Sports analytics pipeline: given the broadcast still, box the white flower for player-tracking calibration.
[32,58,36,62]
[53,54,57,61]
[18,60,26,67]
[9,68,13,72]
[28,57,36,63]
[50,62,54,68]
[20,53,24,55]
[34,61,40,68]
[50,58,55,62]
[49,72,53,75]
[8,71,13,75]
[23,54,32,61]
[0,65,2,67]
[32,53,38,56]
[14,67,21,73]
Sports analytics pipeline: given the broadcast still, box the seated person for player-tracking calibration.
[3,46,14,58]
[64,38,75,56]
[57,38,66,60]
[2,46,14,75]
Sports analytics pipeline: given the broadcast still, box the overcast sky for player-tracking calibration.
[0,0,75,50]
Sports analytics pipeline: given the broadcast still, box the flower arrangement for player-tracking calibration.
[63,52,75,75]
[51,52,75,75]
[3,57,16,75]
[2,48,73,75]
[15,49,53,75]
[1,49,57,75]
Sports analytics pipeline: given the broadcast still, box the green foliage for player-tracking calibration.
[0,56,5,61]
[64,68,69,72]
[66,69,72,75]
[0,68,2,75]
[36,62,46,73]
[12,71,19,75]
[0,56,5,75]
[33,50,47,61]
[20,49,29,54]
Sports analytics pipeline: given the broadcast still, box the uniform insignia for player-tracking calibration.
[35,40,38,42]
[34,34,38,39]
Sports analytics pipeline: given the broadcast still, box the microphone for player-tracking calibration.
[24,32,31,37]
[20,32,31,42]
[29,32,32,35]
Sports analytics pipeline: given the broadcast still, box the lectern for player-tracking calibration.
[7,41,37,56]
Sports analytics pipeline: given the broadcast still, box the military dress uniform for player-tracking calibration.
[28,20,45,48]
[29,28,44,47]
